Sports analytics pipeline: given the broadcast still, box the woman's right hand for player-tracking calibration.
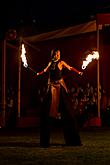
[33,70,45,78]
[33,73,39,79]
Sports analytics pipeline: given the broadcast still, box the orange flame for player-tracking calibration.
[82,51,99,70]
[21,44,28,67]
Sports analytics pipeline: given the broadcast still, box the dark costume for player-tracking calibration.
[40,60,82,147]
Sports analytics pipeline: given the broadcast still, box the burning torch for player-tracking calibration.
[21,44,37,74]
[82,51,99,70]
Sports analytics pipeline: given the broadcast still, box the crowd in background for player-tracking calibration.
[35,82,110,127]
[0,86,17,127]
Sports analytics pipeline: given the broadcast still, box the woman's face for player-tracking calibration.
[54,50,60,60]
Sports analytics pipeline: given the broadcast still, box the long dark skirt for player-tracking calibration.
[40,86,82,147]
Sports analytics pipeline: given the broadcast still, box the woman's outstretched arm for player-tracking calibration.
[62,61,83,75]
[36,61,51,76]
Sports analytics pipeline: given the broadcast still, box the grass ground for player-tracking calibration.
[0,127,110,165]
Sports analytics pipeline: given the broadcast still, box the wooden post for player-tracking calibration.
[97,24,101,119]
[17,39,22,118]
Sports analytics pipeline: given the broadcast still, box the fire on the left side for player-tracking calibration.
[21,44,28,67]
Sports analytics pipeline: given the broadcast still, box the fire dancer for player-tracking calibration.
[36,48,83,147]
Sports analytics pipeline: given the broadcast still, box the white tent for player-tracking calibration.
[24,20,97,43]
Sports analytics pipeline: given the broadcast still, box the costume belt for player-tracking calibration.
[50,78,68,93]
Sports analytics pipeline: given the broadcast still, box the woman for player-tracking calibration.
[36,48,83,147]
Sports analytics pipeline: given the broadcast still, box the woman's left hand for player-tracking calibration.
[79,72,83,76]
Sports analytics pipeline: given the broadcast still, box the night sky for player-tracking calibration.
[0,0,110,37]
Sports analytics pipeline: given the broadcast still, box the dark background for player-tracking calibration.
[0,0,110,37]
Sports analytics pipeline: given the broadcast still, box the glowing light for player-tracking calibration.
[21,44,28,67]
[82,51,99,70]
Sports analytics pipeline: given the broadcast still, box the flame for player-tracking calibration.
[21,44,28,67]
[82,51,99,70]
